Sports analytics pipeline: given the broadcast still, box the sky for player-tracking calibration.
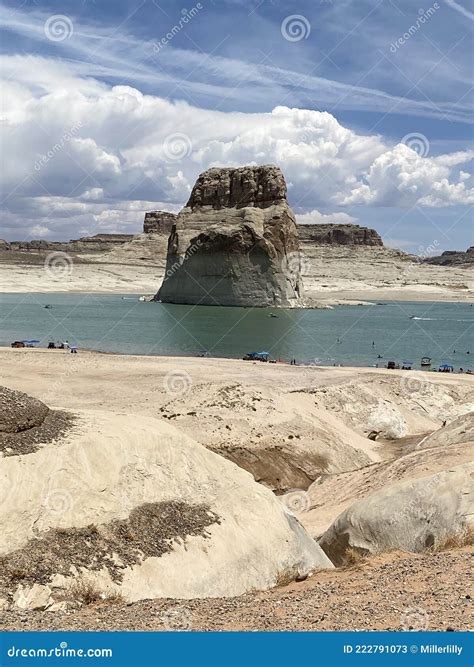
[0,0,473,253]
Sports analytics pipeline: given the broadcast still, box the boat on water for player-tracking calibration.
[421,356,432,367]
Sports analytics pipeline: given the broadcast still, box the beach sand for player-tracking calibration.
[0,347,472,631]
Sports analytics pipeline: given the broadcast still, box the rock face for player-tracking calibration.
[143,211,177,235]
[318,464,474,565]
[424,247,474,267]
[298,224,383,246]
[0,396,332,603]
[156,165,303,307]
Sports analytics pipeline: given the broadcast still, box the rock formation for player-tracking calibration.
[424,246,474,267]
[0,389,332,605]
[143,211,177,235]
[318,464,474,565]
[0,235,133,254]
[297,223,383,246]
[156,165,303,307]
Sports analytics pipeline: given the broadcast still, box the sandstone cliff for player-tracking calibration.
[297,223,383,246]
[156,165,303,307]
[143,211,177,235]
[424,247,474,267]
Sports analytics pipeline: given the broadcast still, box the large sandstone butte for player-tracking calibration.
[155,165,303,307]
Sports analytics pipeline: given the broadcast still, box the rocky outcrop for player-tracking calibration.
[424,247,474,267]
[143,211,177,235]
[0,393,332,604]
[0,235,133,254]
[0,386,49,434]
[297,224,383,246]
[318,464,474,564]
[156,165,303,307]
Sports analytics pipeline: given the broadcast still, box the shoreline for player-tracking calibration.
[1,289,473,304]
[1,346,471,376]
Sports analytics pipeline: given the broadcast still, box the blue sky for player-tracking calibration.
[1,0,473,252]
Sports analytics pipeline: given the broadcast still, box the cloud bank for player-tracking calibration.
[1,56,473,240]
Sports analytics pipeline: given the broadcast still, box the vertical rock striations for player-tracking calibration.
[143,211,177,235]
[155,165,303,307]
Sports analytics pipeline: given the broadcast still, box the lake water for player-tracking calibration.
[0,293,472,370]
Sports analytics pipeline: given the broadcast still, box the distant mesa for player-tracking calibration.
[423,246,474,267]
[297,223,383,247]
[155,165,304,308]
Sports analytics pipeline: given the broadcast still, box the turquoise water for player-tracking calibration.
[0,293,472,370]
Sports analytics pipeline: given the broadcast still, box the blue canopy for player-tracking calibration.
[257,351,270,356]
[402,361,413,365]
[439,363,453,369]
[22,339,40,343]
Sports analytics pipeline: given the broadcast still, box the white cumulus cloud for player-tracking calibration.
[1,56,473,240]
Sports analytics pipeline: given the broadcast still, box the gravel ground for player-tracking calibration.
[1,548,472,632]
[0,385,74,457]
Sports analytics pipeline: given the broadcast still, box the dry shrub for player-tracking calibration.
[67,578,123,606]
[427,527,474,554]
[340,547,369,569]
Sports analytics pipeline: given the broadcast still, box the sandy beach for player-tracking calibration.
[0,347,472,631]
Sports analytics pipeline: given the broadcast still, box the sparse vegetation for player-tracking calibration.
[427,527,474,554]
[67,578,123,606]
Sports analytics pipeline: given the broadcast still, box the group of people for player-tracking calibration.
[47,340,78,353]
